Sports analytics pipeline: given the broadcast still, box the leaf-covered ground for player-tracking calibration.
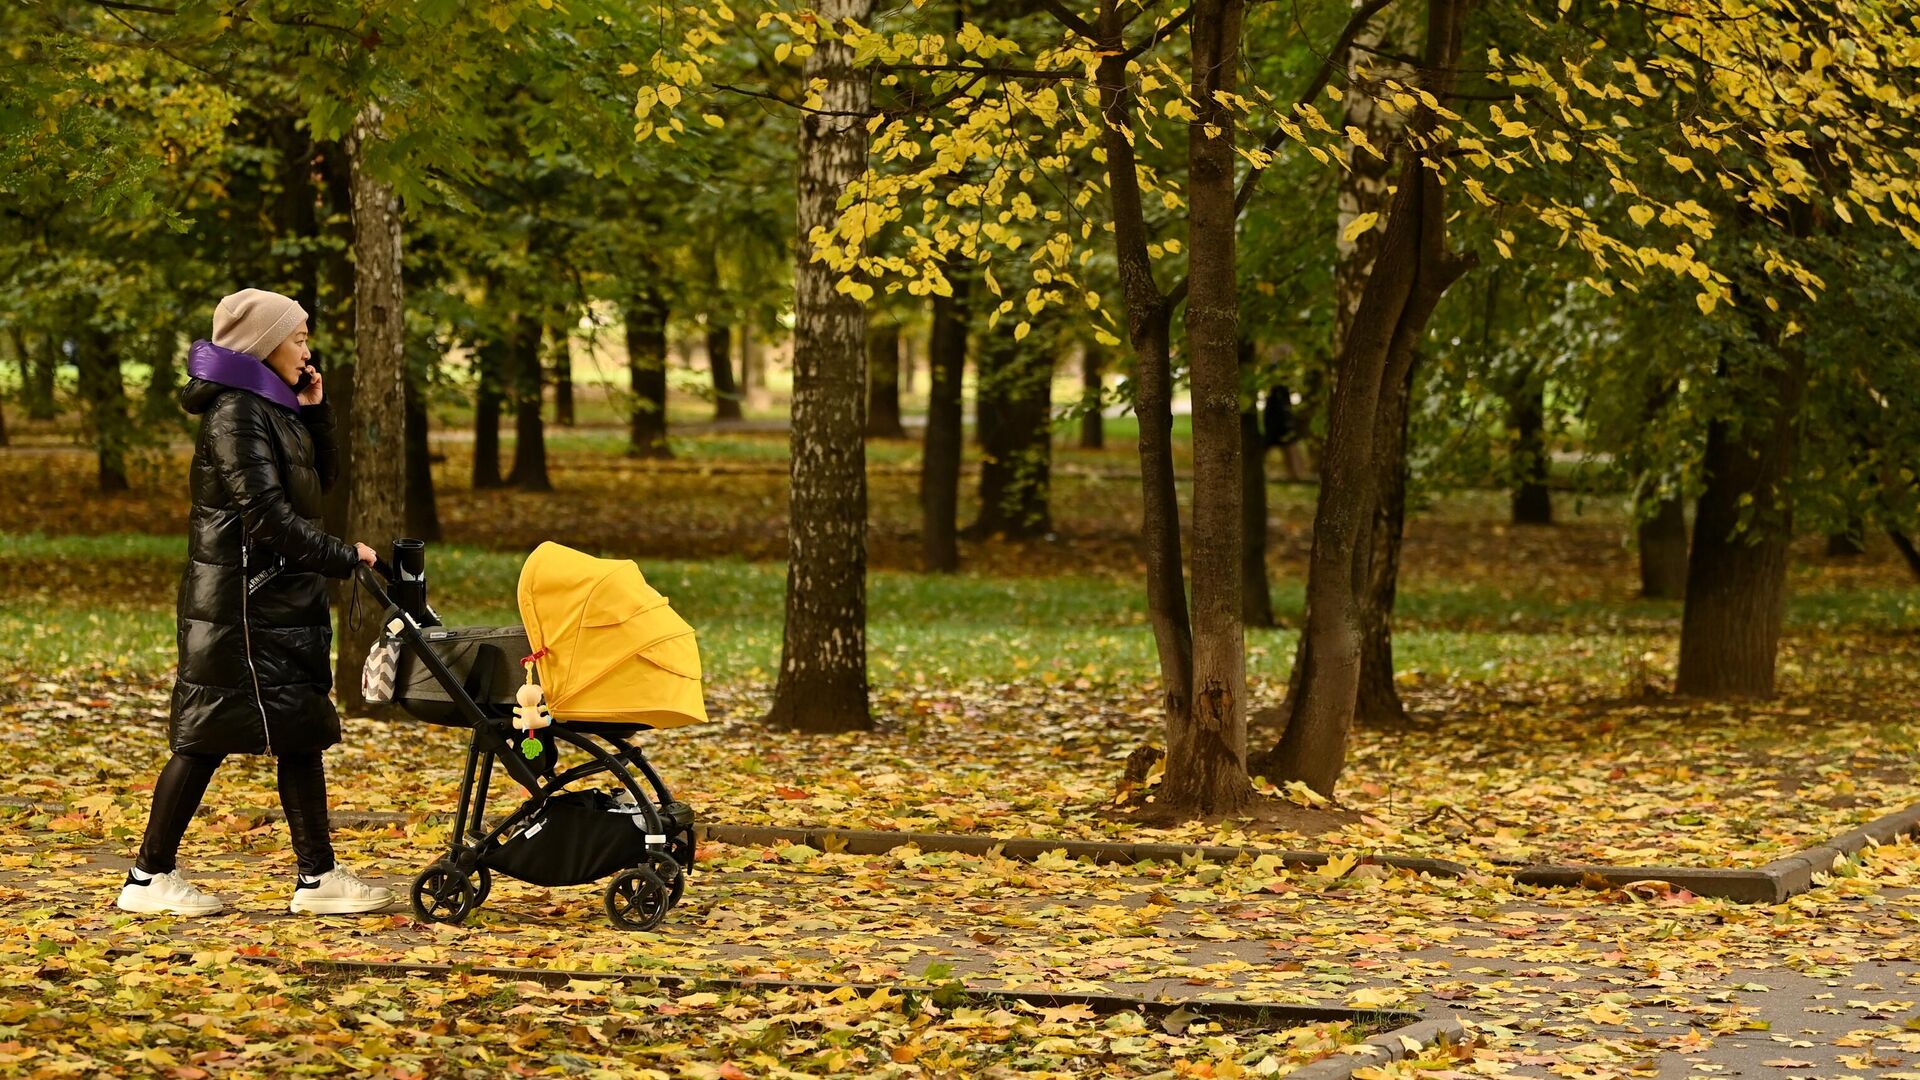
[6,795,1919,1077]
[7,664,1916,870]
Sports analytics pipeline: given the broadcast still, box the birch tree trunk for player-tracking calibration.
[338,104,408,711]
[766,0,875,733]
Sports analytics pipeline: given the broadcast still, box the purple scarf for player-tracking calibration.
[187,340,301,411]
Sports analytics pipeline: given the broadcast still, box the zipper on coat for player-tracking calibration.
[240,541,275,754]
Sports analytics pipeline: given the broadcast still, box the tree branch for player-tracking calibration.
[85,0,178,15]
[1121,7,1194,60]
[1040,0,1099,41]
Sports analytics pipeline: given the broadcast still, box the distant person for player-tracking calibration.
[1263,384,1309,482]
[117,288,393,917]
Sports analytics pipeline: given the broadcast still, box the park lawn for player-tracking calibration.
[3,523,1917,870]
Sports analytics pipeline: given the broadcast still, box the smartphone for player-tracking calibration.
[293,361,316,395]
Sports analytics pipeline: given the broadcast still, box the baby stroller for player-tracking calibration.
[357,541,706,930]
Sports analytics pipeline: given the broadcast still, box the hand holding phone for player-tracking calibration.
[294,363,322,405]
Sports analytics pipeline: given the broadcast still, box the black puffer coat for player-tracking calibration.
[170,379,359,755]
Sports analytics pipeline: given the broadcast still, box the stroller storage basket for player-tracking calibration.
[481,790,653,887]
[379,625,530,725]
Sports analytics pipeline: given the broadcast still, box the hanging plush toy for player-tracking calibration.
[513,651,552,760]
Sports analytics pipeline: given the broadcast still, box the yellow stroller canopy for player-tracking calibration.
[517,542,708,729]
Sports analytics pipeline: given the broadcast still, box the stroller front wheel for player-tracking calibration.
[411,862,477,925]
[646,850,686,909]
[605,866,671,931]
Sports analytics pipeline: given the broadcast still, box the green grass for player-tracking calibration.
[11,529,1912,698]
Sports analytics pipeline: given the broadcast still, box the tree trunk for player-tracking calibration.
[1079,344,1104,449]
[1152,0,1253,815]
[318,140,357,541]
[1676,347,1807,697]
[73,325,128,492]
[21,330,56,421]
[766,0,875,734]
[739,317,758,404]
[1240,339,1274,629]
[708,320,743,421]
[1889,530,1920,582]
[404,367,440,541]
[920,275,971,573]
[506,316,552,491]
[1356,358,1415,728]
[1638,491,1687,600]
[551,315,575,427]
[339,105,410,711]
[1508,378,1553,524]
[625,294,672,459]
[472,335,506,490]
[1093,17,1192,784]
[969,328,1054,539]
[142,333,178,425]
[1265,0,1471,796]
[865,321,906,438]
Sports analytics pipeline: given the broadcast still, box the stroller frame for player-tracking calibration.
[356,565,695,929]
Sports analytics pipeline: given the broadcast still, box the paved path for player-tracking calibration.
[14,828,1919,1078]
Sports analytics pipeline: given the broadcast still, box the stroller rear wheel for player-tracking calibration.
[645,851,686,909]
[411,862,477,925]
[605,865,671,930]
[470,865,493,908]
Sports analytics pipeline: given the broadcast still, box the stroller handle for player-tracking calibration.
[355,561,396,608]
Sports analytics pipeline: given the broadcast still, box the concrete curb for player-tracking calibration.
[1287,1014,1468,1079]
[16,795,1920,903]
[110,945,1419,1031]
[1514,799,1920,904]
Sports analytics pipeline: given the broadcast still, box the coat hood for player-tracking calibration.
[181,339,300,414]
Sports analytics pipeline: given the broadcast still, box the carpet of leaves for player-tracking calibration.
[7,660,1917,870]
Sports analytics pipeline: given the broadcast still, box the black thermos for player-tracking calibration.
[389,538,438,626]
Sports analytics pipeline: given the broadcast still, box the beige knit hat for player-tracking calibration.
[212,288,308,360]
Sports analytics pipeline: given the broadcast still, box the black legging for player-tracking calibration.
[135,750,336,878]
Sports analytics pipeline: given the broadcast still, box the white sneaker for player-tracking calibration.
[289,866,395,915]
[116,869,225,916]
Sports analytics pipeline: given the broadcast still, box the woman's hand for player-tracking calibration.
[355,543,377,567]
[296,366,324,407]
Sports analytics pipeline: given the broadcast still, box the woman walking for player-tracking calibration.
[118,288,393,916]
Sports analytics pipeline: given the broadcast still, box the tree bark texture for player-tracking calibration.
[865,320,906,438]
[766,0,875,734]
[920,276,971,573]
[472,335,506,490]
[625,294,672,460]
[318,140,357,541]
[1638,491,1688,600]
[1676,346,1807,697]
[507,316,552,492]
[969,327,1054,539]
[550,315,575,427]
[19,329,55,421]
[1158,0,1253,815]
[708,320,743,421]
[1357,357,1415,728]
[1079,343,1104,449]
[1093,11,1193,785]
[339,105,410,711]
[1240,339,1274,629]
[404,368,441,542]
[73,327,127,491]
[1266,0,1471,796]
[1508,377,1553,524]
